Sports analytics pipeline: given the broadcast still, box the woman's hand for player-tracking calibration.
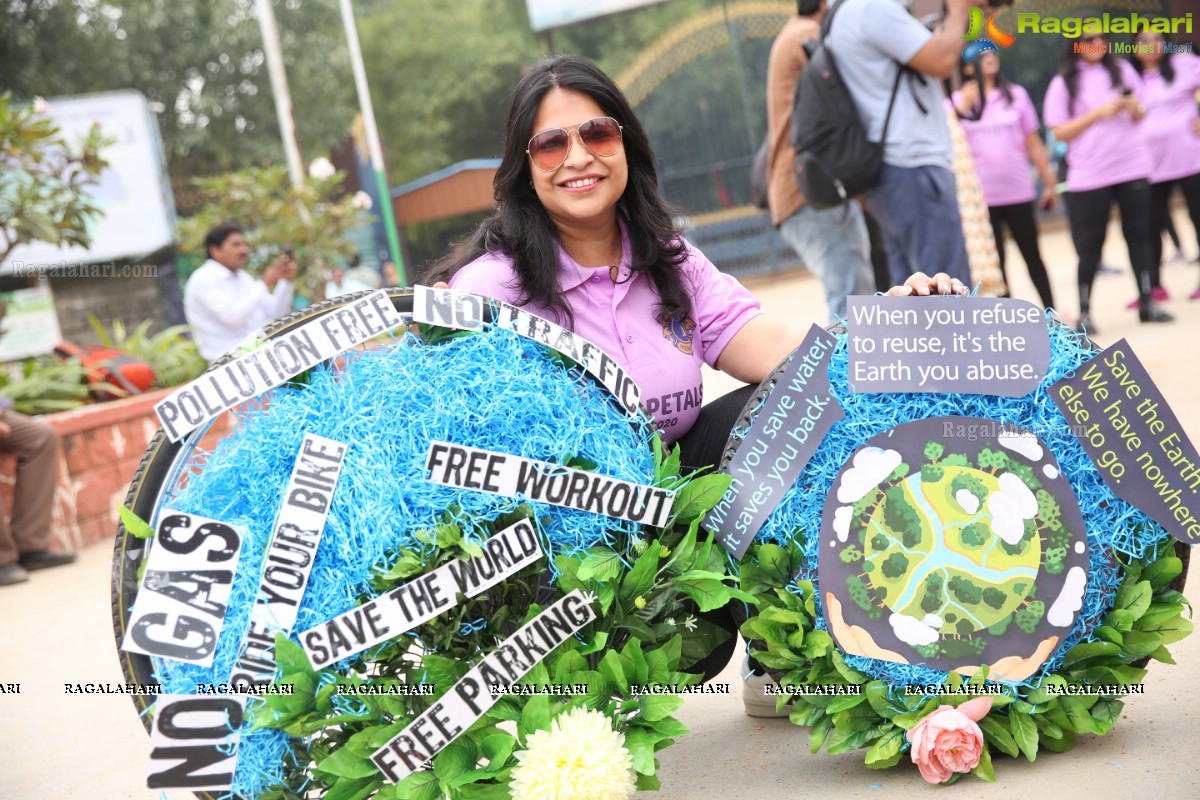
[1093,98,1123,120]
[955,80,980,116]
[1039,184,1059,211]
[886,272,969,297]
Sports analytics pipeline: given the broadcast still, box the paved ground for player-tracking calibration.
[2,213,1198,799]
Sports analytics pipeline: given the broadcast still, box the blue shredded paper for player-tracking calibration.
[734,319,1173,690]
[146,329,655,797]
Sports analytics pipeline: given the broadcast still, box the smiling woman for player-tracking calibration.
[427,54,966,688]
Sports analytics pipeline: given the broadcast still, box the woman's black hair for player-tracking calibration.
[427,55,691,326]
[1060,39,1123,116]
[1128,43,1175,85]
[956,54,1014,117]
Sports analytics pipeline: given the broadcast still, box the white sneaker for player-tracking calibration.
[742,661,791,718]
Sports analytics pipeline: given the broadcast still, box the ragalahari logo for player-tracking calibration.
[962,7,1016,63]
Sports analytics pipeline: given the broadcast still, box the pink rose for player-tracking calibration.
[906,697,993,784]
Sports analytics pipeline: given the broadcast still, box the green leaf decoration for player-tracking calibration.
[808,714,834,754]
[1142,556,1183,591]
[576,547,625,582]
[864,728,905,768]
[317,746,383,780]
[623,728,659,774]
[118,506,155,540]
[1008,710,1039,761]
[1090,698,1124,735]
[668,472,733,526]
[970,741,996,782]
[979,716,1019,758]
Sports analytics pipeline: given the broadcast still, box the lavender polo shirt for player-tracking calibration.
[449,228,762,444]
[950,85,1040,207]
[1043,60,1152,192]
[1139,52,1200,184]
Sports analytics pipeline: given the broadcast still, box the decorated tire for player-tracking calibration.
[110,286,741,800]
[725,308,1194,784]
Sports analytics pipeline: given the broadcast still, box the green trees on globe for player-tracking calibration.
[920,464,945,483]
[1044,546,1067,575]
[948,575,983,605]
[960,522,990,547]
[881,552,910,580]
[982,587,1007,609]
[920,573,944,614]
[1016,600,1046,633]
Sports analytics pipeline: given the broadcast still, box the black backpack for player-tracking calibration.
[790,0,905,209]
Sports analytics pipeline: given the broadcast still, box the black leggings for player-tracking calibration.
[673,384,756,683]
[1150,172,1200,286]
[1064,178,1154,310]
[988,201,1055,309]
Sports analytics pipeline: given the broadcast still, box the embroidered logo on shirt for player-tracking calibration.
[662,317,696,355]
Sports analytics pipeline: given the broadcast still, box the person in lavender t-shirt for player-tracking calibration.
[1129,29,1200,301]
[1044,36,1172,334]
[950,51,1059,309]
[427,55,964,687]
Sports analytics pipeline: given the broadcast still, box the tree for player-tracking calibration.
[948,575,983,605]
[1044,545,1067,575]
[1,0,357,179]
[177,165,370,301]
[846,575,874,613]
[1037,489,1062,528]
[0,93,110,263]
[923,441,945,462]
[950,473,987,504]
[920,573,944,614]
[982,587,1006,609]
[839,545,863,564]
[1015,600,1045,633]
[960,522,990,548]
[881,552,910,580]
[920,463,944,483]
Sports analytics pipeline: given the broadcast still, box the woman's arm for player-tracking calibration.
[1024,131,1059,210]
[1049,100,1119,142]
[714,273,967,384]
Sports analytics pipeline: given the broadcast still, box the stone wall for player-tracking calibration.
[0,389,231,553]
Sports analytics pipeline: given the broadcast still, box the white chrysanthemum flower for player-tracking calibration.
[509,706,637,800]
[308,156,336,179]
[352,190,372,210]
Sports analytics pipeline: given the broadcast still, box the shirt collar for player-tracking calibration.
[205,258,243,280]
[553,214,634,292]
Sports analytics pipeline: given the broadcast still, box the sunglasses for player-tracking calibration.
[526,116,624,172]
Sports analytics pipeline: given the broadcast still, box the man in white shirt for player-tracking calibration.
[185,223,296,361]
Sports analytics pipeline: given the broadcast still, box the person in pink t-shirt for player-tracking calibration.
[427,55,964,686]
[1129,29,1200,301]
[431,55,962,463]
[951,52,1058,309]
[1044,37,1173,334]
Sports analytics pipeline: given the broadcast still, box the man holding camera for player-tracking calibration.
[185,223,297,362]
[826,0,987,286]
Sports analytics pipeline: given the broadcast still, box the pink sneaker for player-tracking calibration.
[1151,287,1170,302]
